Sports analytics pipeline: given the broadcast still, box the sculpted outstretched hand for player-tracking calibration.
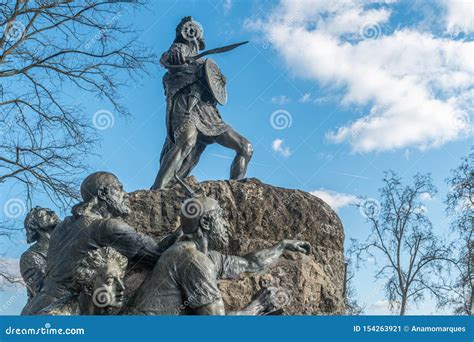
[281,240,311,255]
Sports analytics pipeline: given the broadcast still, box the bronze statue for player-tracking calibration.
[39,247,128,315]
[21,171,181,315]
[151,16,253,190]
[126,177,311,315]
[20,207,60,301]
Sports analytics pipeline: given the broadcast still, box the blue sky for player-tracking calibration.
[1,0,473,315]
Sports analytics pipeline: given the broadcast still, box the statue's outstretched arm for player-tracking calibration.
[97,219,162,267]
[224,240,311,277]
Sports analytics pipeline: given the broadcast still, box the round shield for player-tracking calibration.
[203,58,227,105]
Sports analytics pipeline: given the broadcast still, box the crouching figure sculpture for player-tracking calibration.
[126,176,311,315]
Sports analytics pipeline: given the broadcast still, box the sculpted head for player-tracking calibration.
[24,207,59,243]
[76,171,131,217]
[175,16,205,51]
[74,247,128,309]
[181,196,229,250]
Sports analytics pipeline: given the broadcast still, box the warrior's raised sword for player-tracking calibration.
[188,41,249,60]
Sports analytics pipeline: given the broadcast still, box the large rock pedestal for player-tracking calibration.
[124,177,345,315]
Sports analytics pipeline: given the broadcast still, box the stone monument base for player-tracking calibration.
[123,177,345,315]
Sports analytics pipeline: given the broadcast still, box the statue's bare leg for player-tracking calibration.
[151,124,198,190]
[178,142,207,179]
[215,128,253,179]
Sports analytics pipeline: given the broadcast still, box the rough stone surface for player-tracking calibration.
[123,177,345,315]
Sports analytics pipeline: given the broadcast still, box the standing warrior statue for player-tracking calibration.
[20,207,60,302]
[151,16,253,190]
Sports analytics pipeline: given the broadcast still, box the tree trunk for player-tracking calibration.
[399,295,407,315]
[469,240,473,315]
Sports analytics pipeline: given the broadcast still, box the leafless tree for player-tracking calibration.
[350,171,450,315]
[440,147,474,315]
[0,0,156,208]
[0,0,156,289]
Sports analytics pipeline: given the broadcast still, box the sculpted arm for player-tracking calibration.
[218,240,311,279]
[97,219,180,267]
[183,253,270,316]
[193,241,311,316]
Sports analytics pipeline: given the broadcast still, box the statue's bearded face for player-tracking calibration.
[36,209,59,229]
[207,207,229,251]
[91,263,125,309]
[27,209,59,242]
[104,180,131,217]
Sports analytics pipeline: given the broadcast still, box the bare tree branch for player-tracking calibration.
[0,0,157,287]
[440,147,474,315]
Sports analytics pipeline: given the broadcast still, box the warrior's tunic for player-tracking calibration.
[159,43,229,167]
[161,43,229,138]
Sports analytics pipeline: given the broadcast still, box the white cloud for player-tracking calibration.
[299,93,311,103]
[443,0,474,34]
[272,138,292,157]
[223,0,232,15]
[270,95,291,105]
[246,0,474,153]
[420,192,433,201]
[369,299,391,310]
[311,188,360,210]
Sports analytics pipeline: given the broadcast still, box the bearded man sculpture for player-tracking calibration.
[126,177,311,315]
[20,207,60,302]
[22,171,181,315]
[151,16,253,190]
[40,247,128,315]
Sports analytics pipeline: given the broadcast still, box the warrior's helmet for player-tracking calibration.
[174,16,205,51]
